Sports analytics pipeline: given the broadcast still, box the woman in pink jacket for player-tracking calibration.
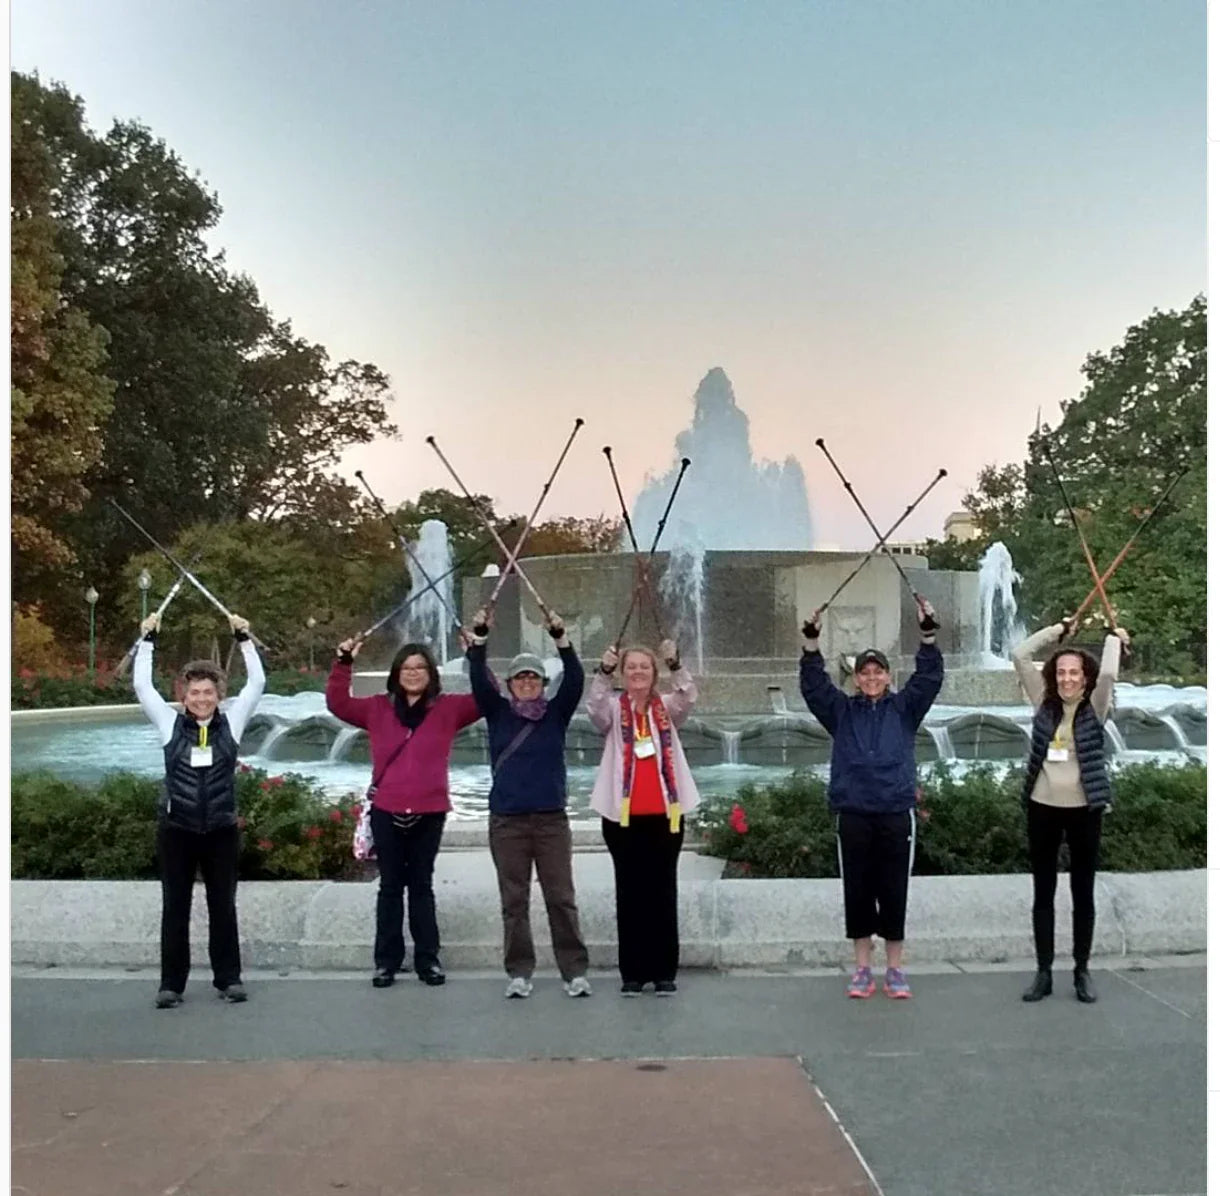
[587,639,700,996]
[328,638,481,989]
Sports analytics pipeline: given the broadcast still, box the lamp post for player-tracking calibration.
[85,586,99,678]
[137,568,151,626]
[306,615,317,673]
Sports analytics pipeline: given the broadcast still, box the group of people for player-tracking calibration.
[135,593,1127,1009]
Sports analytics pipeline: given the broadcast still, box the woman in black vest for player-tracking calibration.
[1012,618,1127,1004]
[134,611,265,1009]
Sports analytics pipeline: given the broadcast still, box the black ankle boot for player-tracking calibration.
[1073,967,1097,1004]
[1022,969,1053,1002]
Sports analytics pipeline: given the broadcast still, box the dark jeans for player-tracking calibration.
[1027,800,1104,968]
[156,821,242,993]
[488,810,588,981]
[836,810,915,942]
[602,815,684,984]
[370,807,446,975]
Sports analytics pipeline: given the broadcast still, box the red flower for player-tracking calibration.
[349,804,362,818]
[269,776,285,788]
[729,803,749,835]
[740,862,752,875]
[238,763,252,774]
[305,826,323,841]
[918,808,931,823]
[259,780,271,792]
[257,839,274,851]
[329,809,344,823]
[236,817,247,830]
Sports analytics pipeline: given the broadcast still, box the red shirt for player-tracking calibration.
[629,709,667,816]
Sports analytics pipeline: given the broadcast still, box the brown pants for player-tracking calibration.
[488,810,588,981]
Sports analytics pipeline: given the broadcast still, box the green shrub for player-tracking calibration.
[695,761,1206,878]
[11,767,368,881]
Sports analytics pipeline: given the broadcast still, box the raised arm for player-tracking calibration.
[551,641,586,724]
[897,597,944,726]
[657,639,696,728]
[1011,622,1070,708]
[222,622,266,742]
[132,625,177,746]
[586,645,620,734]
[797,612,846,734]
[465,638,506,720]
[1091,628,1125,719]
[325,640,375,729]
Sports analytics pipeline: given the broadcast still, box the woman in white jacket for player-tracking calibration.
[587,639,700,996]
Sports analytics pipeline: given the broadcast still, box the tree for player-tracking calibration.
[519,515,624,557]
[11,74,114,594]
[956,297,1205,669]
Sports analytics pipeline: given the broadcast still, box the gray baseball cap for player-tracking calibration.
[506,652,547,680]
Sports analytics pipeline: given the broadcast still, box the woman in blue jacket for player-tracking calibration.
[799,598,943,1000]
[466,606,590,1000]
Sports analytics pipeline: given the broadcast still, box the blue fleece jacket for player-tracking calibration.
[799,641,944,814]
[466,641,584,815]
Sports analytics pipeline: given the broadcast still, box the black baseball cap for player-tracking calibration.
[854,649,890,673]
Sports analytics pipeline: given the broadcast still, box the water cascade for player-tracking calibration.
[403,519,454,664]
[659,520,707,674]
[978,541,1025,668]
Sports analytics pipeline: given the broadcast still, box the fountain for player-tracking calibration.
[403,519,455,665]
[658,520,707,674]
[978,541,1025,668]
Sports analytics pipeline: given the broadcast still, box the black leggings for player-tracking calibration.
[1027,801,1103,968]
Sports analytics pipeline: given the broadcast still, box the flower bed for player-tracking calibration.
[693,760,1206,878]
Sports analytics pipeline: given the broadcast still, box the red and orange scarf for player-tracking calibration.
[618,692,682,832]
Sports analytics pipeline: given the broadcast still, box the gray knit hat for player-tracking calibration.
[506,652,547,680]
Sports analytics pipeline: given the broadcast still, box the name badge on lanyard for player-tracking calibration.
[1046,747,1070,763]
[191,724,213,767]
[634,736,656,759]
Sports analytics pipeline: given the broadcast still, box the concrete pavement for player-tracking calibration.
[11,957,1206,1196]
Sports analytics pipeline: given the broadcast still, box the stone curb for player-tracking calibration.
[11,869,1204,972]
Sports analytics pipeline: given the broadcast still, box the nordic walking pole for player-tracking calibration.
[814,439,922,603]
[486,417,584,608]
[611,455,693,646]
[354,471,463,629]
[424,435,553,616]
[107,500,270,650]
[115,554,205,675]
[1039,439,1120,633]
[603,446,666,640]
[817,467,949,614]
[354,522,517,643]
[1070,466,1190,623]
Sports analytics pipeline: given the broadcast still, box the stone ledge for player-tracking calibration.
[11,870,1203,972]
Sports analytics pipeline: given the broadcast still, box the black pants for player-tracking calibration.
[836,810,914,942]
[1027,800,1103,969]
[602,815,684,984]
[370,807,447,975]
[157,822,242,994]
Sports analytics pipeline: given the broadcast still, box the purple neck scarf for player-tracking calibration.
[509,696,548,722]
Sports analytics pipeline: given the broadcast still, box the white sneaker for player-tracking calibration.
[564,976,593,998]
[504,977,533,999]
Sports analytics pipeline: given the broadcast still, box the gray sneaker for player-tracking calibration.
[155,989,183,1009]
[505,977,533,999]
[564,976,593,998]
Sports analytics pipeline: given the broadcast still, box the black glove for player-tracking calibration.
[233,627,250,643]
[918,611,940,633]
[337,648,354,665]
[472,621,489,638]
[802,620,820,640]
[548,623,565,640]
[666,653,680,670]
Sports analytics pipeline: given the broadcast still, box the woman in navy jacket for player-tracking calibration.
[799,598,943,1000]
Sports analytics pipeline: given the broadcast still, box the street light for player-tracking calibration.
[137,568,152,625]
[306,615,317,673]
[84,586,99,678]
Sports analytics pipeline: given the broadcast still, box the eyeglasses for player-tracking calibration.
[399,665,430,674]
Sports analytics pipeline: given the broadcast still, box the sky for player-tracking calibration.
[11,0,1205,550]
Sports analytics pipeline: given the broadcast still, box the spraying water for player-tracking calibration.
[631,368,813,551]
[659,521,707,674]
[402,519,454,664]
[978,541,1025,668]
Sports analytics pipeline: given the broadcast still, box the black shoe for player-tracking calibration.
[371,969,396,989]
[155,989,183,1009]
[1022,969,1053,1002]
[418,965,446,987]
[1073,968,1097,1004]
[655,980,678,997]
[620,981,644,997]
[218,983,248,1003]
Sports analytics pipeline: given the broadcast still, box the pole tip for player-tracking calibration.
[815,437,825,448]
[425,435,436,445]
[938,468,948,477]
[680,457,691,467]
[574,417,584,427]
[601,445,612,456]
[354,469,365,479]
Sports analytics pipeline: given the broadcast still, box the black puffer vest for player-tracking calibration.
[162,712,240,832]
[1020,699,1112,809]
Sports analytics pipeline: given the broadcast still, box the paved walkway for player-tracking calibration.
[12,958,1206,1196]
